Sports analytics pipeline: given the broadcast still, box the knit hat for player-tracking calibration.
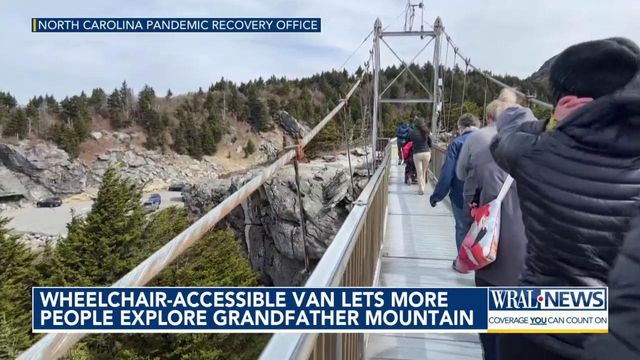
[549,37,640,105]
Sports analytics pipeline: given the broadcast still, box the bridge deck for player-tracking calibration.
[365,156,483,360]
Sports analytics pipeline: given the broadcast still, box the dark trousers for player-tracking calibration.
[397,141,404,160]
[475,277,498,360]
[497,334,572,360]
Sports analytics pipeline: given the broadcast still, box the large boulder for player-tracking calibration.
[0,143,87,196]
[0,144,40,176]
[185,160,368,286]
[274,111,308,139]
[122,150,146,167]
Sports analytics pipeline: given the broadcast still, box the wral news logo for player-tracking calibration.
[489,288,607,311]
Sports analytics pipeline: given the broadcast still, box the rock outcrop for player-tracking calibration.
[0,141,227,200]
[274,111,308,139]
[184,154,370,286]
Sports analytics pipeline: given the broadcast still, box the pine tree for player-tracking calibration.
[44,95,60,115]
[53,166,145,286]
[0,217,39,358]
[0,92,17,114]
[119,81,134,126]
[89,88,107,113]
[245,87,270,132]
[2,109,28,139]
[200,122,216,155]
[165,89,173,100]
[137,85,163,149]
[25,98,40,137]
[107,81,134,128]
[107,88,123,128]
[49,123,81,158]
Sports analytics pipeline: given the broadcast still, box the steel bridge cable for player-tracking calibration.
[482,77,489,126]
[459,60,469,114]
[336,4,408,72]
[442,30,553,109]
[440,36,449,131]
[446,48,457,131]
[338,29,374,70]
[18,64,368,360]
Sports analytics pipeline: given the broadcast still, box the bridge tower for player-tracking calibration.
[371,14,444,155]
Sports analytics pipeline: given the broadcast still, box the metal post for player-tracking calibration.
[372,18,382,172]
[431,17,443,136]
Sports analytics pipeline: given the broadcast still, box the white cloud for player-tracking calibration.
[1,0,639,103]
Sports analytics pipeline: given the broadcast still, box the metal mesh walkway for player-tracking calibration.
[365,153,483,360]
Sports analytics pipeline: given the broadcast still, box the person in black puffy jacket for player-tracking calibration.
[583,212,640,360]
[490,37,640,360]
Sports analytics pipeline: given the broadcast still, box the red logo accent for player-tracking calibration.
[537,296,544,302]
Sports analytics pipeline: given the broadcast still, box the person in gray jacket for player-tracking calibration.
[455,90,531,360]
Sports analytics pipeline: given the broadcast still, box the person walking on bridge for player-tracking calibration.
[395,121,412,165]
[409,121,432,195]
[490,37,640,360]
[456,89,532,360]
[429,113,479,253]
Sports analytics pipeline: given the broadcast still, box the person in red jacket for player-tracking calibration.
[402,141,416,184]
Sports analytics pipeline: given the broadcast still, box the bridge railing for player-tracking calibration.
[429,143,447,182]
[258,141,391,360]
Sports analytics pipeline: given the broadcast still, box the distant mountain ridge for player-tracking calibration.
[529,55,557,82]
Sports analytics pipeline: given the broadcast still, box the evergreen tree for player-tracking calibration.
[245,87,270,132]
[119,81,134,126]
[49,123,81,158]
[200,122,216,155]
[172,123,188,155]
[136,85,164,149]
[165,89,173,100]
[227,87,242,115]
[107,88,123,127]
[44,95,60,115]
[0,92,16,112]
[89,88,107,113]
[53,166,144,286]
[25,97,40,136]
[2,109,28,139]
[0,217,39,358]
[108,81,134,128]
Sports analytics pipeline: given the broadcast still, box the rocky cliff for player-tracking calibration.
[184,153,370,286]
[0,141,228,201]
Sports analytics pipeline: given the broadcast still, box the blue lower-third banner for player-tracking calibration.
[32,287,608,333]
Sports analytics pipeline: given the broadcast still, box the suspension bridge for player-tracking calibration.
[18,3,553,359]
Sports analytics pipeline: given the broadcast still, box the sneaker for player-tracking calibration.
[397,160,402,165]
[418,190,424,195]
[452,259,464,273]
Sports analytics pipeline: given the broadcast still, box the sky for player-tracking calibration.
[2,0,639,103]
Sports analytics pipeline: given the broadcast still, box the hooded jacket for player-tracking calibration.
[396,123,412,145]
[583,212,640,360]
[490,90,640,359]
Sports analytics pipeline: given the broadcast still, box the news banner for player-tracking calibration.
[33,287,608,333]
